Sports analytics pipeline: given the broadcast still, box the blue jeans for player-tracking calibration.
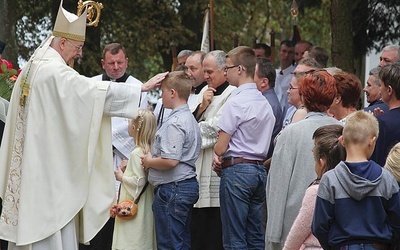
[338,243,387,250]
[220,163,267,250]
[152,177,199,250]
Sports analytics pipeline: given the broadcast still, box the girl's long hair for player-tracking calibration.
[134,109,157,154]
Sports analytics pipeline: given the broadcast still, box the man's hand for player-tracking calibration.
[142,72,169,92]
[201,87,216,109]
[373,107,384,116]
[212,151,222,177]
[195,87,216,119]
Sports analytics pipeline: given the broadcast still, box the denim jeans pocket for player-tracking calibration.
[156,185,177,204]
[230,164,265,188]
[175,180,199,216]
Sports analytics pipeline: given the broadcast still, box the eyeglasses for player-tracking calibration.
[223,65,240,73]
[66,39,84,51]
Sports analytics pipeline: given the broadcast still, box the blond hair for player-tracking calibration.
[131,109,156,154]
[162,71,193,100]
[385,142,400,182]
[342,110,378,145]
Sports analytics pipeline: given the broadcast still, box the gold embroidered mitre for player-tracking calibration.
[52,0,87,42]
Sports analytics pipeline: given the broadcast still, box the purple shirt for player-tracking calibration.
[217,83,275,161]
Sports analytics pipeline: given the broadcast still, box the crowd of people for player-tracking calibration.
[1,2,400,250]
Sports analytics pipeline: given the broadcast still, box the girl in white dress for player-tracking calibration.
[111,109,157,250]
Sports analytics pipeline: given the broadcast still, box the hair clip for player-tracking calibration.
[136,113,144,132]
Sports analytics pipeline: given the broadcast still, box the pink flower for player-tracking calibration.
[0,59,13,74]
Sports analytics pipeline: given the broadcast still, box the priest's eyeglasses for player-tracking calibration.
[66,39,84,51]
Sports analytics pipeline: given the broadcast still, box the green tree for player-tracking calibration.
[331,0,353,72]
[1,0,400,101]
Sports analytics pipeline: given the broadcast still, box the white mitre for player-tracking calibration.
[52,0,87,42]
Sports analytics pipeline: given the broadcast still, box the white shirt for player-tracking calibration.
[275,64,295,115]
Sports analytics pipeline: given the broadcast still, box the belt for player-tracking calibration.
[221,157,262,169]
[372,242,390,250]
[338,242,389,250]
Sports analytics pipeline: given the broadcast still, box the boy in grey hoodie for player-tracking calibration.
[312,110,400,249]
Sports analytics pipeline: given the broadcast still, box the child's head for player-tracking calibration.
[384,142,400,182]
[128,109,156,154]
[160,71,193,109]
[312,124,346,178]
[341,110,379,158]
[225,46,256,85]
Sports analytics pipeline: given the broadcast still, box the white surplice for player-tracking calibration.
[194,85,236,208]
[0,37,141,249]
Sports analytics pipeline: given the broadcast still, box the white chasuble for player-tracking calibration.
[0,37,141,247]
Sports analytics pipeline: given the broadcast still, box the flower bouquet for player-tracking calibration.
[0,59,19,100]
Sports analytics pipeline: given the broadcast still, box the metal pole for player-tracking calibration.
[210,0,214,51]
[270,30,275,65]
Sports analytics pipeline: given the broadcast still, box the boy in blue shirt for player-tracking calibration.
[312,110,400,249]
[142,71,202,249]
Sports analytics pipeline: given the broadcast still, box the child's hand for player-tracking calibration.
[114,167,124,182]
[110,204,117,218]
[118,159,128,172]
[141,152,152,170]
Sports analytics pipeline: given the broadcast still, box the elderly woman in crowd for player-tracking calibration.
[266,70,342,250]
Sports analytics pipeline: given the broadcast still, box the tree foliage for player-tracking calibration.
[0,0,399,97]
[353,0,400,58]
[331,0,353,72]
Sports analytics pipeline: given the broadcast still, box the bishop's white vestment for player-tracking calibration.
[0,38,141,249]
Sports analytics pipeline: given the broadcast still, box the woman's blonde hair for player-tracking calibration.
[385,142,400,182]
[131,109,156,154]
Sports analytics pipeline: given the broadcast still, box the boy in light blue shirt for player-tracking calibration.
[213,46,275,249]
[142,71,202,249]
